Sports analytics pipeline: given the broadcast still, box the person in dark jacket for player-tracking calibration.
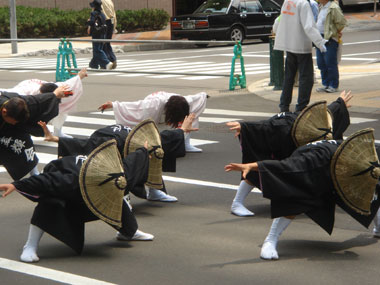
[0,85,70,180]
[226,90,352,217]
[87,0,112,70]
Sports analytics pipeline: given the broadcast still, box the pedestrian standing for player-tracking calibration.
[273,0,327,113]
[87,0,113,70]
[315,0,347,93]
[102,0,117,69]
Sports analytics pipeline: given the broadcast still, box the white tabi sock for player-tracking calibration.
[231,180,254,217]
[373,209,380,237]
[260,217,292,260]
[53,126,73,138]
[184,133,202,153]
[20,224,44,263]
[29,166,40,176]
[147,187,178,202]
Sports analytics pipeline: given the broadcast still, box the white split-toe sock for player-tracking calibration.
[20,224,44,263]
[373,209,380,237]
[260,217,292,260]
[231,180,254,217]
[184,134,202,153]
[29,165,40,176]
[117,230,154,241]
[147,187,178,202]
[53,127,73,139]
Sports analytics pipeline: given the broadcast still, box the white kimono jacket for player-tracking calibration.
[112,91,207,128]
[1,75,83,128]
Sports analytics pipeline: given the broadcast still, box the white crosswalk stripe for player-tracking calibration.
[0,109,378,175]
[0,57,268,81]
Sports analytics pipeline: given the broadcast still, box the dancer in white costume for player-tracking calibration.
[98,91,208,153]
[1,68,88,137]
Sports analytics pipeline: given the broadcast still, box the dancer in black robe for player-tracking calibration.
[0,85,70,180]
[37,113,197,201]
[226,91,352,217]
[0,141,153,263]
[225,129,380,260]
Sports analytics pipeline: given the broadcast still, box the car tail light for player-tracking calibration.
[171,21,181,29]
[195,20,209,28]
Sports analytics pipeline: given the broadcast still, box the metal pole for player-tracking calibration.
[373,0,377,16]
[9,0,18,54]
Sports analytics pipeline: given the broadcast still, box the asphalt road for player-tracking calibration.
[0,28,380,285]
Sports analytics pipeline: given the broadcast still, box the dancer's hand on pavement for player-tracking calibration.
[79,68,88,80]
[339,90,353,108]
[226,121,241,138]
[38,121,59,142]
[224,162,258,179]
[98,101,113,112]
[181,113,198,133]
[0,184,16,197]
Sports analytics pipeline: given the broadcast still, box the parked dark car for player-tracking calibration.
[170,0,281,45]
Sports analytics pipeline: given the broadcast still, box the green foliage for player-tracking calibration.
[0,6,169,38]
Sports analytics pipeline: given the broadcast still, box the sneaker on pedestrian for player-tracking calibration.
[112,61,117,69]
[106,62,113,70]
[89,63,99,69]
[316,86,328,93]
[325,87,338,93]
[116,230,154,241]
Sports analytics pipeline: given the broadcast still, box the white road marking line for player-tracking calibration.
[199,117,241,123]
[92,72,124,76]
[162,175,261,193]
[350,117,378,124]
[343,51,380,57]
[147,75,182,78]
[182,76,221,80]
[341,57,378,61]
[0,258,116,285]
[204,108,275,117]
[118,73,149,77]
[115,60,185,70]
[188,138,218,146]
[343,40,380,46]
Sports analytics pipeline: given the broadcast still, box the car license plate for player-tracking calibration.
[182,21,195,29]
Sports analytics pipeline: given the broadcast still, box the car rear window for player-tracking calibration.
[194,0,231,14]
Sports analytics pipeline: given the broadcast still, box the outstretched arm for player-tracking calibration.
[38,121,59,142]
[53,85,73,99]
[78,68,88,80]
[226,121,241,138]
[339,90,353,108]
[224,162,258,179]
[98,101,113,112]
[0,184,16,197]
[181,113,199,133]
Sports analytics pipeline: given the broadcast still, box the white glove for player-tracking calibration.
[319,44,327,53]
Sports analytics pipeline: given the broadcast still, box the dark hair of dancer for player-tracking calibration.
[3,97,29,123]
[164,96,190,128]
[40,83,58,93]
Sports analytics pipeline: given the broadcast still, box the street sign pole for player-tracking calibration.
[9,0,18,54]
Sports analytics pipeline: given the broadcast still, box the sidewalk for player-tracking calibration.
[0,11,379,112]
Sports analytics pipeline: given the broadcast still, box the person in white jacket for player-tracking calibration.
[98,91,208,153]
[273,0,327,113]
[1,69,88,138]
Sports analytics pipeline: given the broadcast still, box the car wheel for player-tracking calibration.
[229,26,244,43]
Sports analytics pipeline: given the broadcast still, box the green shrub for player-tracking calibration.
[0,6,169,38]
